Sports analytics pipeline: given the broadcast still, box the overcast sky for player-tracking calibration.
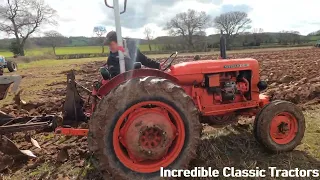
[1,0,320,38]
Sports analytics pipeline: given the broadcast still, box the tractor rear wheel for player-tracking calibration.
[254,100,305,152]
[88,77,201,180]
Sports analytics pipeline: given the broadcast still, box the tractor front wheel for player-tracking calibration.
[7,61,17,72]
[254,100,305,152]
[88,77,201,180]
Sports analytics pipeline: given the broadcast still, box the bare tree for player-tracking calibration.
[252,28,264,45]
[278,30,289,45]
[279,30,301,45]
[165,9,211,49]
[0,0,57,56]
[213,11,252,49]
[252,28,264,34]
[44,30,64,55]
[193,30,208,51]
[144,27,154,51]
[290,31,301,44]
[93,26,107,53]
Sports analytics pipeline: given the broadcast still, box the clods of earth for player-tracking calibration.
[1,48,320,179]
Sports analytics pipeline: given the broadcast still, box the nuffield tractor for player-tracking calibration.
[0,0,305,179]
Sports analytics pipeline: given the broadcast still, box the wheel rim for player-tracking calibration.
[270,112,298,144]
[113,101,185,173]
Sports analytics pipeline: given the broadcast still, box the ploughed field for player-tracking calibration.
[0,48,319,179]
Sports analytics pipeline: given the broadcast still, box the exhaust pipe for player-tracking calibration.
[220,30,227,59]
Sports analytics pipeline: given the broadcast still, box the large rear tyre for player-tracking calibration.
[88,77,201,180]
[254,100,305,152]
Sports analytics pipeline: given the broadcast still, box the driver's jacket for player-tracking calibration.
[106,39,160,78]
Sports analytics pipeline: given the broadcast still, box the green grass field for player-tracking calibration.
[308,35,320,41]
[0,44,163,57]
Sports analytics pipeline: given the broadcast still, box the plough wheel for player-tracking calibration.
[88,77,201,180]
[254,100,305,152]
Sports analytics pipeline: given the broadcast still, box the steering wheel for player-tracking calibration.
[161,52,178,71]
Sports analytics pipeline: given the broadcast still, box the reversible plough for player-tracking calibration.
[0,75,57,157]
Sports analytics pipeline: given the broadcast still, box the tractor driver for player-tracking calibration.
[100,31,161,79]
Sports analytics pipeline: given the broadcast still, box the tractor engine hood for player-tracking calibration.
[169,58,259,75]
[167,58,259,85]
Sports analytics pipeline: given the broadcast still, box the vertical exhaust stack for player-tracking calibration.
[220,30,227,59]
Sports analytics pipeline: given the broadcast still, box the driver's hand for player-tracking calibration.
[107,65,115,70]
[118,46,125,53]
[160,59,166,66]
[160,61,166,70]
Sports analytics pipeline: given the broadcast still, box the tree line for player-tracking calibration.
[0,0,318,56]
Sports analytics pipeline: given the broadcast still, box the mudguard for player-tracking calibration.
[97,68,179,97]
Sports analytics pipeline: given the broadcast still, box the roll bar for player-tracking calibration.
[104,0,128,73]
[104,0,127,14]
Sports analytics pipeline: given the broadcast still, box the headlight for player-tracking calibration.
[257,81,268,91]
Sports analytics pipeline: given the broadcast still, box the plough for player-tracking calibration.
[0,70,93,158]
[0,75,57,157]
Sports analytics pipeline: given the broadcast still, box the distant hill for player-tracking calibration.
[0,32,319,51]
[152,33,319,44]
[308,30,320,36]
[0,36,148,50]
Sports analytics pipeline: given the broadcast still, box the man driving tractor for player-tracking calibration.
[101,31,161,79]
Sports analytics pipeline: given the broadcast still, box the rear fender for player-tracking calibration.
[97,69,179,97]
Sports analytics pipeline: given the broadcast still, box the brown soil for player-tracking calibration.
[1,48,320,179]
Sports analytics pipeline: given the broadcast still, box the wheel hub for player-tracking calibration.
[139,126,164,149]
[113,101,186,173]
[270,112,298,144]
[278,122,289,134]
[119,107,177,162]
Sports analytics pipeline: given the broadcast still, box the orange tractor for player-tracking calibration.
[57,52,305,179]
